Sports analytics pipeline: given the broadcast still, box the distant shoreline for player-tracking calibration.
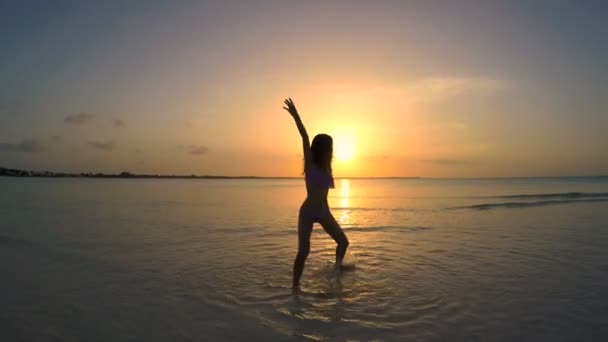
[0,166,421,180]
[0,167,286,179]
[0,167,605,180]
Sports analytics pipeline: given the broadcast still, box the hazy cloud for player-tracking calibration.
[0,139,48,153]
[87,140,115,151]
[189,145,209,155]
[112,118,125,127]
[0,100,22,114]
[65,113,95,125]
[308,75,507,109]
[178,144,209,156]
[419,159,474,165]
[418,77,506,96]
[452,122,468,130]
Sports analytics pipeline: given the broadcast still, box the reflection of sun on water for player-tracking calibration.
[340,179,350,208]
[338,179,351,225]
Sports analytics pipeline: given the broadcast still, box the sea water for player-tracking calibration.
[1,177,607,341]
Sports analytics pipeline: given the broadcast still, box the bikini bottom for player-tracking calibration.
[299,206,330,223]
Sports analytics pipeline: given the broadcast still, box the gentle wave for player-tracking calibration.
[453,198,608,210]
[331,207,419,212]
[488,192,608,199]
[343,225,432,233]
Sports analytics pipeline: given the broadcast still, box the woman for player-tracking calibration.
[284,98,349,290]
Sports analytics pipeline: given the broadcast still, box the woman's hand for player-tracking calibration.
[285,97,311,163]
[283,98,299,118]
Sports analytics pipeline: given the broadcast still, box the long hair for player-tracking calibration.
[309,134,333,174]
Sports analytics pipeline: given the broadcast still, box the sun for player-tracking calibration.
[334,135,356,162]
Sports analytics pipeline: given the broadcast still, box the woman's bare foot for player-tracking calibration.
[335,262,355,271]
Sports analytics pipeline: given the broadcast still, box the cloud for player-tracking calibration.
[112,118,125,127]
[0,100,22,114]
[64,113,95,125]
[87,140,115,151]
[417,77,506,96]
[419,159,475,165]
[0,139,48,153]
[452,122,468,130]
[304,75,507,113]
[178,144,209,156]
[189,145,209,155]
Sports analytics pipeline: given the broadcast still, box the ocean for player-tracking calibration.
[1,177,607,341]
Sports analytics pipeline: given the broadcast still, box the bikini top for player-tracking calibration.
[305,166,335,189]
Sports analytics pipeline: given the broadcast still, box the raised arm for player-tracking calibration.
[283,98,312,169]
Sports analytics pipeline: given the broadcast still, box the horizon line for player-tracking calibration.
[1,166,606,180]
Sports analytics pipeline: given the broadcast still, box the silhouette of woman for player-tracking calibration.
[284,98,350,290]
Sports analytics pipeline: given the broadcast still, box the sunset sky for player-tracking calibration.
[1,1,606,177]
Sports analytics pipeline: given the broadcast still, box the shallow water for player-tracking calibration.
[1,177,608,341]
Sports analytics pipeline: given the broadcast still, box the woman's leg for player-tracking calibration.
[293,214,313,289]
[319,214,349,266]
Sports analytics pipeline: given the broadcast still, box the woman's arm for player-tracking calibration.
[284,98,312,169]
